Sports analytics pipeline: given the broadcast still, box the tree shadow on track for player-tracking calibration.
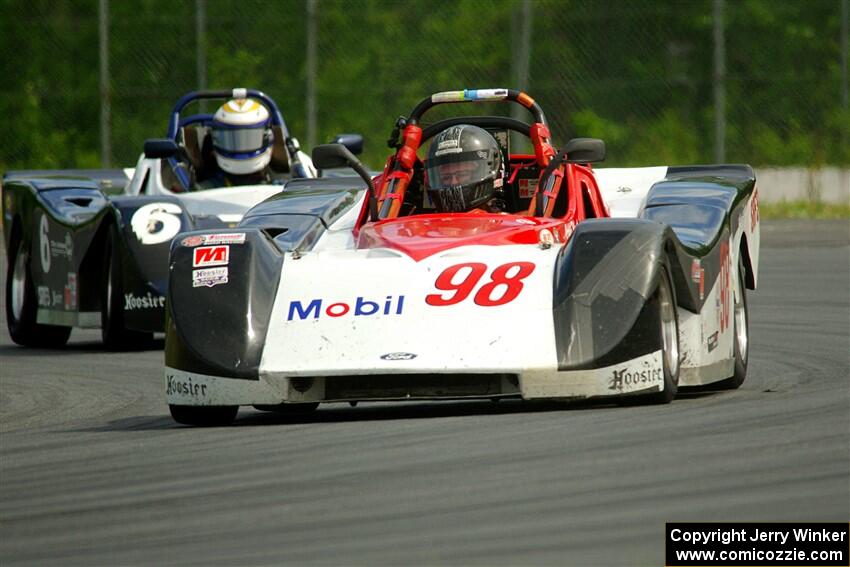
[0,338,165,355]
[678,385,739,396]
[88,391,721,432]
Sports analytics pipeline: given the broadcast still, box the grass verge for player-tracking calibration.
[760,200,850,219]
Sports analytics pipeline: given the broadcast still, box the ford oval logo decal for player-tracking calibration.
[380,352,417,361]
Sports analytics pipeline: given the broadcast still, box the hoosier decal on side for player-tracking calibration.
[193,267,229,288]
[608,365,663,391]
[124,292,166,310]
[521,351,665,399]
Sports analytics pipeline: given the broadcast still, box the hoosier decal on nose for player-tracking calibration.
[608,366,663,391]
[166,374,208,398]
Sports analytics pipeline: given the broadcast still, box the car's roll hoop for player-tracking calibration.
[379,88,556,220]
[406,88,547,126]
[161,88,317,183]
[166,88,290,139]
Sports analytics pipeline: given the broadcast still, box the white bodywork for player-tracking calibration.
[679,187,760,385]
[166,233,670,404]
[122,154,296,227]
[165,167,760,406]
[124,151,315,197]
[594,166,669,217]
[263,245,562,376]
[596,166,762,386]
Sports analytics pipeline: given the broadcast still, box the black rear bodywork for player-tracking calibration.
[2,170,245,338]
[552,164,756,370]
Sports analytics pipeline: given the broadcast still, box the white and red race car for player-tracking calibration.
[163,88,760,426]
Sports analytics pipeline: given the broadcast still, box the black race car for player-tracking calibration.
[3,88,360,349]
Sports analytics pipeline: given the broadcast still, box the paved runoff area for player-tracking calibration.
[1,220,848,565]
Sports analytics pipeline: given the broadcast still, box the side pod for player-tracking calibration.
[165,229,283,379]
[553,219,692,370]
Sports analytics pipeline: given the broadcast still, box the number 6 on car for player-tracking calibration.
[131,202,183,245]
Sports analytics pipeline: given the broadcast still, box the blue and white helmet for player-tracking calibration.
[211,99,273,175]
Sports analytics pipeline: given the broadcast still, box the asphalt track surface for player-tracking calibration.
[1,219,848,566]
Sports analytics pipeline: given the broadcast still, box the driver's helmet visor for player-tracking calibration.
[211,123,270,154]
[425,150,494,188]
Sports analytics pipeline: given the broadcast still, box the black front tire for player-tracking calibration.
[5,233,71,347]
[647,260,680,404]
[101,226,153,350]
[169,404,239,426]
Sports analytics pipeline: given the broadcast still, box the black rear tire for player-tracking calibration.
[101,226,153,350]
[169,404,238,426]
[6,232,71,347]
[715,257,748,389]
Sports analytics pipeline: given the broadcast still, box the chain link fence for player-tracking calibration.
[2,0,848,172]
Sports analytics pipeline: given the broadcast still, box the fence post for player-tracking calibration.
[842,0,848,110]
[196,0,207,112]
[713,0,726,164]
[306,0,318,150]
[511,0,533,150]
[99,0,111,168]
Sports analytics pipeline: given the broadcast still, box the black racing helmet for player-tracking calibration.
[424,125,504,212]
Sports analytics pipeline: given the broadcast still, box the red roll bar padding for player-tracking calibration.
[530,123,555,167]
[377,124,422,219]
[398,124,422,169]
[379,172,412,218]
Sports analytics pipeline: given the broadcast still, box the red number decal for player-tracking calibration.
[719,240,730,332]
[428,261,536,307]
[425,262,487,306]
[474,262,536,306]
[750,189,760,229]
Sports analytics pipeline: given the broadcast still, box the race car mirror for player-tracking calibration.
[332,133,364,156]
[312,143,356,170]
[313,143,378,221]
[144,138,179,159]
[563,137,606,164]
